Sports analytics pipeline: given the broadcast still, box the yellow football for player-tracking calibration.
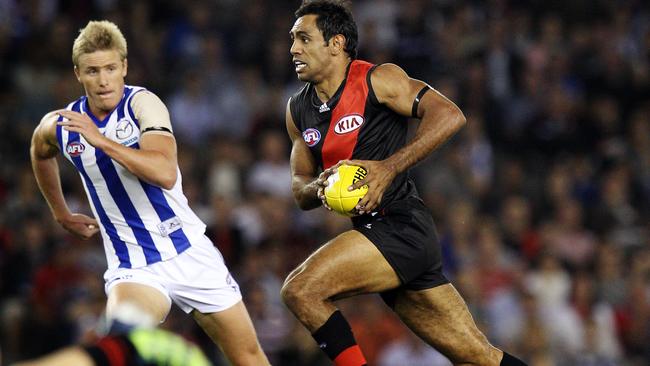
[324,164,369,217]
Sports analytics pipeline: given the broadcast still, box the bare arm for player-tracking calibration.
[286,100,333,210]
[375,63,466,174]
[56,110,178,190]
[96,132,178,189]
[31,113,98,239]
[343,63,466,213]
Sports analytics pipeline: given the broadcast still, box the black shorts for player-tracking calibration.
[353,197,449,294]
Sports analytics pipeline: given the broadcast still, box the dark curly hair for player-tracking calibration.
[295,0,358,59]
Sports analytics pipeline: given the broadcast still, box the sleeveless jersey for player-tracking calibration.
[289,60,419,208]
[56,85,205,269]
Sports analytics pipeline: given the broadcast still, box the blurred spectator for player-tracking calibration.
[344,297,405,365]
[459,114,494,200]
[246,282,292,365]
[567,272,622,364]
[207,137,249,202]
[594,243,627,307]
[474,219,524,346]
[517,292,552,364]
[499,195,540,260]
[247,129,292,198]
[592,164,645,248]
[525,252,571,311]
[541,198,597,269]
[168,71,218,145]
[439,199,478,275]
[378,331,452,366]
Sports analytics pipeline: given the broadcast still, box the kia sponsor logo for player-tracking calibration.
[66,141,85,157]
[303,128,321,147]
[334,114,364,134]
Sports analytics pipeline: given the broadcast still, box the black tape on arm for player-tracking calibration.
[411,86,431,118]
[142,126,172,134]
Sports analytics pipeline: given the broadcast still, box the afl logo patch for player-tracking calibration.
[303,128,321,147]
[334,114,364,134]
[66,141,85,157]
[115,118,134,140]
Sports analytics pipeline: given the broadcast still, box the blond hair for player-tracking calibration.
[72,20,127,66]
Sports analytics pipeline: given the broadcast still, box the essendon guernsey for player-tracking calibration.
[289,60,419,208]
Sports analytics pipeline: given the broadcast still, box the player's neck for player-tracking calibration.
[88,102,111,121]
[314,59,351,102]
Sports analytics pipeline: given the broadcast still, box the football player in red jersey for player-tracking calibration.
[282,2,527,366]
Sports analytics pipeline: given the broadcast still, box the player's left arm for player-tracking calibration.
[342,63,466,213]
[56,91,178,190]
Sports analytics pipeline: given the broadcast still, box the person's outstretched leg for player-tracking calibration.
[281,230,401,366]
[193,301,270,366]
[393,284,527,366]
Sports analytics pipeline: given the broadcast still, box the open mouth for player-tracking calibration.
[97,90,113,99]
[294,60,307,72]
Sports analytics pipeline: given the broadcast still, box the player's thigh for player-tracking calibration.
[284,230,400,298]
[192,301,268,365]
[394,284,501,365]
[107,282,171,324]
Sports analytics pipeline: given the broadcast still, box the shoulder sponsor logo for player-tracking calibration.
[66,141,85,157]
[334,114,364,134]
[116,118,135,140]
[303,128,321,147]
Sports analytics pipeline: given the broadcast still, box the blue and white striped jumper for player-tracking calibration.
[57,85,206,269]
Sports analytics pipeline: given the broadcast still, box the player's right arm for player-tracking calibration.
[286,99,332,211]
[30,112,99,240]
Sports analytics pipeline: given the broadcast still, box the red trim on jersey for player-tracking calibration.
[334,345,367,366]
[322,60,374,169]
[96,337,127,366]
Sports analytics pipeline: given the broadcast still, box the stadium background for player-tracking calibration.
[1,0,649,365]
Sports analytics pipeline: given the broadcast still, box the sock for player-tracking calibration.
[501,351,528,366]
[107,319,134,335]
[312,311,367,366]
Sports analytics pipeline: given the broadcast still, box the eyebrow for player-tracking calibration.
[83,62,119,70]
[290,30,310,37]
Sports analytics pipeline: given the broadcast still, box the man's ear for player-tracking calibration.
[74,66,81,82]
[330,34,347,56]
[122,58,128,78]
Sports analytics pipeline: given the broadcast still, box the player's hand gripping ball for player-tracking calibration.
[324,164,369,217]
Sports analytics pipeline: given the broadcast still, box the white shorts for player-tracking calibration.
[104,235,242,314]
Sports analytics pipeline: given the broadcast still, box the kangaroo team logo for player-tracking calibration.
[303,128,321,147]
[334,114,364,135]
[115,118,134,140]
[66,141,85,157]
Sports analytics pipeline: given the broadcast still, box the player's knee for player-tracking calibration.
[281,276,314,310]
[226,341,268,366]
[280,280,301,309]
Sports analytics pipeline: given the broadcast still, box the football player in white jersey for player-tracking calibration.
[30,20,269,365]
